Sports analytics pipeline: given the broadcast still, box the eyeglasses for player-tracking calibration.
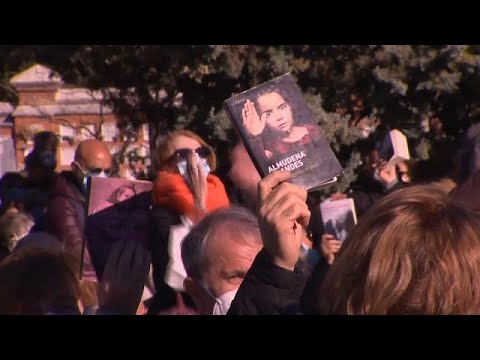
[74,161,111,176]
[170,147,211,163]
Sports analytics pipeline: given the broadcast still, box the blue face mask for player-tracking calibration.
[39,151,57,169]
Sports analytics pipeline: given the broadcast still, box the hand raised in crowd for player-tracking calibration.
[257,171,311,271]
[187,151,207,210]
[98,239,151,315]
[318,234,342,265]
[376,159,397,185]
[242,99,266,137]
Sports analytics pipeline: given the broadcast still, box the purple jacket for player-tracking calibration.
[46,171,95,278]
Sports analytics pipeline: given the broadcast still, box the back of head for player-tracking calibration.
[0,172,25,206]
[0,247,80,314]
[25,149,57,172]
[182,205,261,280]
[33,131,59,153]
[75,139,112,167]
[320,184,480,315]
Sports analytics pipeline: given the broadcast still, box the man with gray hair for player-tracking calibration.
[0,211,35,253]
[181,205,263,315]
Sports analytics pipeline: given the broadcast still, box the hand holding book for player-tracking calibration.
[257,171,311,271]
[319,234,342,265]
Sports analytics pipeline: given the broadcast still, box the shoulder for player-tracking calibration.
[305,124,322,135]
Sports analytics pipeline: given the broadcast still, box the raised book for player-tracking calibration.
[376,129,410,165]
[81,176,152,281]
[319,198,357,242]
[224,73,343,191]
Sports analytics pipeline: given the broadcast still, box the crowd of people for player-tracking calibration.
[1,91,480,315]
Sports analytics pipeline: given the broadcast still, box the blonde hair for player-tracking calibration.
[320,184,480,315]
[155,130,216,172]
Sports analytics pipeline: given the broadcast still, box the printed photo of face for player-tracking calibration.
[116,187,135,203]
[257,92,294,135]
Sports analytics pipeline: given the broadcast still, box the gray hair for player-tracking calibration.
[0,211,35,251]
[181,205,262,280]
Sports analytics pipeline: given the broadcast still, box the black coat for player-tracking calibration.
[227,249,306,315]
[147,205,195,314]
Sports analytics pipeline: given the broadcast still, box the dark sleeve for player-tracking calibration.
[300,257,331,314]
[46,195,84,256]
[149,206,174,291]
[348,190,376,217]
[385,180,408,195]
[228,249,306,315]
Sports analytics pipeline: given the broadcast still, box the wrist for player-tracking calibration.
[194,198,207,211]
[267,253,296,272]
[383,177,398,191]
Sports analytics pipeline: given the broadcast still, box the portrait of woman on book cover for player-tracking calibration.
[241,82,323,163]
[225,73,343,191]
[85,179,151,280]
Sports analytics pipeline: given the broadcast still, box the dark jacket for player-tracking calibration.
[46,171,93,276]
[228,249,306,315]
[147,205,196,315]
[349,175,407,217]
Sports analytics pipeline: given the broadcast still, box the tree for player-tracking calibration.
[2,45,480,192]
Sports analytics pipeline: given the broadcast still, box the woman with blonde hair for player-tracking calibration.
[149,129,230,314]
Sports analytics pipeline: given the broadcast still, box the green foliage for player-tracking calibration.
[2,45,480,190]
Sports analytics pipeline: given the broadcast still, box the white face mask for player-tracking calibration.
[201,283,238,315]
[177,154,211,183]
[82,172,108,192]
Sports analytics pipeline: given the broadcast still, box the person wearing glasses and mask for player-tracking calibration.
[46,139,112,300]
[148,130,230,315]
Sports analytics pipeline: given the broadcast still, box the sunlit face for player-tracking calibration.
[202,230,262,298]
[171,135,202,154]
[163,135,204,172]
[257,92,294,134]
[189,228,262,315]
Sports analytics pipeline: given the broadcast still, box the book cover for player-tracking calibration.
[319,198,357,242]
[376,129,410,165]
[81,176,152,281]
[223,73,343,191]
[0,138,17,177]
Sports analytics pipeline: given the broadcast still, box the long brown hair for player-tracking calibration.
[0,248,80,314]
[320,184,480,315]
[154,130,216,172]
